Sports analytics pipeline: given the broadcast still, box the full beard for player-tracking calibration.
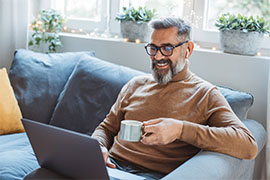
[151,57,185,85]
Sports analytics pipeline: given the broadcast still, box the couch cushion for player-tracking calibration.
[9,49,95,124]
[217,86,254,120]
[0,133,39,180]
[0,68,24,135]
[49,54,144,135]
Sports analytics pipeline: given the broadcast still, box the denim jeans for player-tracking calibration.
[110,158,166,180]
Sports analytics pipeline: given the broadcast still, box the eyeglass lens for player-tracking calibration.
[146,45,173,56]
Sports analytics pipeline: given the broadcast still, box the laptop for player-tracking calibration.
[22,118,145,180]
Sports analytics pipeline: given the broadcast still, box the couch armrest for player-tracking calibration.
[162,119,266,180]
[242,119,266,153]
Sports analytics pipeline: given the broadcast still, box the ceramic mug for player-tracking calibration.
[119,120,143,142]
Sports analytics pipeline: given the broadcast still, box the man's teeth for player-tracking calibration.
[157,62,168,66]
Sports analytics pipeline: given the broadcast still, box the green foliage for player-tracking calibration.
[215,13,270,34]
[28,9,65,53]
[115,6,156,24]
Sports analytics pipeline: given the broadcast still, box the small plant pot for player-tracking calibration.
[28,32,60,53]
[219,30,264,56]
[120,21,150,42]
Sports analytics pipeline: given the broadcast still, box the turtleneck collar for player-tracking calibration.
[170,59,192,82]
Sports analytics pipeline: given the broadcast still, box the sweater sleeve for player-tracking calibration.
[179,87,258,160]
[91,81,131,149]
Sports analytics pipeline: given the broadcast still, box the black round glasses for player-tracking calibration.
[144,40,189,57]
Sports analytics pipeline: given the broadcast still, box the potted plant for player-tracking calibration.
[215,13,270,56]
[115,6,156,42]
[28,9,65,53]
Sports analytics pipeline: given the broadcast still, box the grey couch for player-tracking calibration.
[0,49,266,180]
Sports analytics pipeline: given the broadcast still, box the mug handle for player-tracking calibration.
[141,124,152,138]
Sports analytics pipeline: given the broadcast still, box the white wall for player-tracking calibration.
[190,49,269,128]
[59,33,270,179]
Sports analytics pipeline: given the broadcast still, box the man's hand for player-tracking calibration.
[141,118,183,145]
[100,146,116,168]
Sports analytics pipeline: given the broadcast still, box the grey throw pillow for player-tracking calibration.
[49,54,144,135]
[9,49,95,124]
[217,86,254,120]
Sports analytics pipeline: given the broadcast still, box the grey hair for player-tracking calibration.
[149,17,191,40]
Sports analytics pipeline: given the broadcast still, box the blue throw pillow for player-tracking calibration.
[217,86,254,120]
[49,54,144,135]
[9,49,95,124]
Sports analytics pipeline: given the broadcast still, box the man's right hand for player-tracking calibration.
[100,146,116,168]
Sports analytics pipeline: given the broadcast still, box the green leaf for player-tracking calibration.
[28,40,33,46]
[215,13,270,34]
[115,6,155,23]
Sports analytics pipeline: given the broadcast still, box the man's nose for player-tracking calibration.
[154,49,165,60]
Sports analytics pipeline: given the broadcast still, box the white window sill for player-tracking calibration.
[59,32,270,59]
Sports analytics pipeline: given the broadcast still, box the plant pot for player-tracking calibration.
[120,21,150,42]
[219,30,264,56]
[28,32,60,53]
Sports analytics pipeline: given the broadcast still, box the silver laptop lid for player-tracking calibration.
[22,118,109,179]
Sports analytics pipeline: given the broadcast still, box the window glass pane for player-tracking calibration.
[206,0,270,30]
[120,0,184,18]
[53,0,101,21]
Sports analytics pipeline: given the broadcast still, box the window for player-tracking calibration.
[41,0,269,51]
[51,0,107,32]
[120,0,184,18]
[205,0,270,30]
[193,0,270,50]
[54,0,101,20]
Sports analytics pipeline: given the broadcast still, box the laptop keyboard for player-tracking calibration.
[109,176,122,180]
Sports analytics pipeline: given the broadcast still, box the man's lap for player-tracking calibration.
[110,158,166,180]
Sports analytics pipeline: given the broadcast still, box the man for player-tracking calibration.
[92,17,258,179]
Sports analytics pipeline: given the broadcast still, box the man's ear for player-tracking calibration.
[185,41,194,59]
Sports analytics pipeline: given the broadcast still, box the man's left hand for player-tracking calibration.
[141,118,183,145]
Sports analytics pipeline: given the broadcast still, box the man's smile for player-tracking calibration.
[153,59,171,70]
[156,63,169,69]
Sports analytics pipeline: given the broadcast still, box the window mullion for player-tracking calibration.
[40,0,51,9]
[192,0,205,30]
[64,0,67,15]
[182,0,194,26]
[110,0,121,34]
[192,0,219,44]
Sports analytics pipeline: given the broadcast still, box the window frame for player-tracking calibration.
[191,0,270,50]
[48,0,108,32]
[41,0,269,51]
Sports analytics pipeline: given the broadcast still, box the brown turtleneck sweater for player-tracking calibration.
[92,61,258,174]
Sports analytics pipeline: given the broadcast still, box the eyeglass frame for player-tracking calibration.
[144,40,189,57]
